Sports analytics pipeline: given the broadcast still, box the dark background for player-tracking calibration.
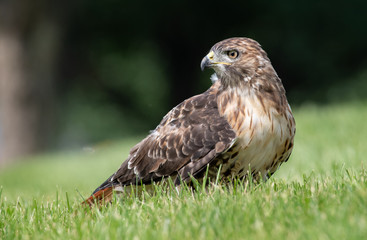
[0,0,366,164]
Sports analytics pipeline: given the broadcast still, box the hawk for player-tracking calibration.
[84,37,295,205]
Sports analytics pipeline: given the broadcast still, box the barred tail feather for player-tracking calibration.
[82,187,114,206]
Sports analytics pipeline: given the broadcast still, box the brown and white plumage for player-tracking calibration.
[84,37,295,206]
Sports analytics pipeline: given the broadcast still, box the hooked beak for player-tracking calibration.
[201,51,214,71]
[200,56,210,71]
[200,51,231,71]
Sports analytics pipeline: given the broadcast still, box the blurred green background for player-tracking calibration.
[0,0,366,165]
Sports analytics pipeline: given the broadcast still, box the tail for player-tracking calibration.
[82,173,117,207]
[82,187,114,206]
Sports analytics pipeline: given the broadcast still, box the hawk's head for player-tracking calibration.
[201,37,275,87]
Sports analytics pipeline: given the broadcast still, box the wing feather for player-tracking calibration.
[92,83,237,193]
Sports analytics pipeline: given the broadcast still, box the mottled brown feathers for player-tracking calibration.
[85,37,295,206]
[88,83,237,199]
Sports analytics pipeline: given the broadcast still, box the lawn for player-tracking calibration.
[1,102,367,239]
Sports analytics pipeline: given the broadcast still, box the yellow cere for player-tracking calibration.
[207,51,214,60]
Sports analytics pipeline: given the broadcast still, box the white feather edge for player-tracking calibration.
[210,73,218,83]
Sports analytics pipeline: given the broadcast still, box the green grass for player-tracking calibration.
[1,102,367,239]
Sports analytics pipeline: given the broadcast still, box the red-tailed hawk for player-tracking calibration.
[84,37,295,205]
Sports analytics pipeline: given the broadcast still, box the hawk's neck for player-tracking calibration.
[215,75,290,135]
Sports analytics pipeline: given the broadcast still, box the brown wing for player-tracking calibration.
[92,84,236,194]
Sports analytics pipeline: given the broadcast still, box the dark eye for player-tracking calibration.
[227,50,239,59]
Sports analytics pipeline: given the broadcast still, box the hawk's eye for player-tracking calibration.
[227,50,239,59]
